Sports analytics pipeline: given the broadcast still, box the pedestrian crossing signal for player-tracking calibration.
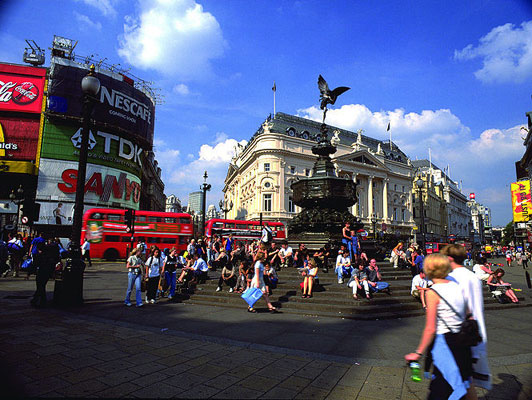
[124,209,135,234]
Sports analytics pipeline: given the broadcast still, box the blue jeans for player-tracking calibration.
[125,272,142,306]
[165,271,177,297]
[335,265,352,280]
[342,239,353,260]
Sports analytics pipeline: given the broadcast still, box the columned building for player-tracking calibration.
[165,194,182,213]
[223,113,416,236]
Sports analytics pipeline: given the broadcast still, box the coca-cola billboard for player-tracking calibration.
[0,63,46,114]
[0,116,41,161]
[47,62,155,146]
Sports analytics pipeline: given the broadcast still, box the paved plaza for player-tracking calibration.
[1,258,531,399]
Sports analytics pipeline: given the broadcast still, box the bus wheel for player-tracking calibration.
[103,248,119,261]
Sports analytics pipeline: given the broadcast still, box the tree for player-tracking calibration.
[501,221,514,246]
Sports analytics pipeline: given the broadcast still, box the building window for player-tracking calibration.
[393,208,397,221]
[288,196,295,213]
[264,163,270,172]
[394,184,397,191]
[401,209,406,221]
[290,166,296,174]
[263,194,272,211]
[402,186,405,192]
[413,208,416,218]
[264,181,271,189]
[305,168,310,177]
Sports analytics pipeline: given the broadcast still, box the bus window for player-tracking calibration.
[178,236,187,244]
[105,235,121,242]
[148,237,161,243]
[164,217,177,223]
[148,216,162,222]
[108,214,122,221]
[162,238,176,244]
[213,222,223,228]
[91,212,102,219]
[136,215,146,222]
[224,223,235,229]
[237,224,249,230]
[179,217,191,224]
[121,237,131,242]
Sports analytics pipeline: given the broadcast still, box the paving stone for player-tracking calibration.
[358,382,403,400]
[339,365,372,383]
[56,378,109,397]
[238,374,278,392]
[179,384,222,398]
[157,355,185,367]
[62,346,101,359]
[325,384,360,399]
[279,376,313,392]
[131,371,171,388]
[205,374,244,390]
[188,363,228,379]
[61,366,107,384]
[295,386,330,399]
[94,358,136,373]
[24,362,71,380]
[93,349,129,361]
[34,344,69,356]
[96,369,141,387]
[122,352,160,364]
[212,385,263,399]
[294,366,328,380]
[96,382,141,398]
[128,361,166,375]
[163,362,194,376]
[226,365,260,379]
[131,381,184,398]
[260,385,300,399]
[187,354,214,367]
[21,376,71,397]
[60,355,102,369]
[168,371,210,390]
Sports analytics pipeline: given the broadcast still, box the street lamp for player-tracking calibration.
[55,65,100,307]
[219,198,233,220]
[371,213,377,240]
[9,185,24,232]
[200,171,211,237]
[415,177,426,251]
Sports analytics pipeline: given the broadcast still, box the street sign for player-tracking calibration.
[21,216,29,224]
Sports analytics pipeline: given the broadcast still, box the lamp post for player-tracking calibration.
[9,185,24,232]
[416,177,426,251]
[200,171,211,237]
[219,198,233,220]
[371,213,377,240]
[55,65,100,307]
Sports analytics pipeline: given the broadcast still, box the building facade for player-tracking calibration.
[165,194,182,213]
[187,191,202,214]
[412,160,471,241]
[223,113,416,236]
[139,151,165,211]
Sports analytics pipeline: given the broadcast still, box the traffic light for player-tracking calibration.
[20,201,40,225]
[124,208,135,234]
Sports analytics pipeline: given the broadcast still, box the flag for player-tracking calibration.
[387,122,390,131]
[272,81,276,92]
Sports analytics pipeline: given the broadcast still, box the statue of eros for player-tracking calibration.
[317,75,350,124]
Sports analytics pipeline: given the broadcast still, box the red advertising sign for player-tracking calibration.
[0,116,40,161]
[0,63,46,114]
[469,193,475,200]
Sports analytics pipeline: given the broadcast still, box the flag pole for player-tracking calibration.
[387,122,391,151]
[272,81,276,117]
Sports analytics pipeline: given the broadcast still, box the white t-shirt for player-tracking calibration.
[411,274,430,294]
[193,258,208,272]
[279,247,293,257]
[146,256,162,277]
[432,281,466,335]
[336,254,350,267]
[82,241,90,251]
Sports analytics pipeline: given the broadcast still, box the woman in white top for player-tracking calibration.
[125,248,144,307]
[145,248,163,304]
[248,251,278,313]
[404,254,476,400]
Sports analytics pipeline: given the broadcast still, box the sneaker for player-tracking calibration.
[145,300,150,304]
[168,295,173,300]
[338,278,344,284]
[125,302,132,307]
[150,299,156,304]
[229,288,234,293]
[136,303,143,307]
[216,287,221,292]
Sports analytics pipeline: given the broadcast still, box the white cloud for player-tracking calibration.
[173,83,190,95]
[454,21,532,83]
[74,12,103,31]
[78,0,117,17]
[118,0,226,79]
[298,104,470,155]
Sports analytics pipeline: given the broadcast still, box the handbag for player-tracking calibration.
[431,288,482,347]
[241,287,263,308]
[141,278,147,292]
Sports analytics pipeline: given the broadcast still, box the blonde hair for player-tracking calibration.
[423,253,451,280]
[255,251,266,262]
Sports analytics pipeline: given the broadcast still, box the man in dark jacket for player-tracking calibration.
[31,234,60,308]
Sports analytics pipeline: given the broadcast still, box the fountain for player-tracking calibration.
[288,75,363,248]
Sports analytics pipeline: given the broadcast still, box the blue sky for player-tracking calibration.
[1,0,532,225]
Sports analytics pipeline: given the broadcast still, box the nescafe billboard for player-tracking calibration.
[47,62,155,146]
[0,63,46,114]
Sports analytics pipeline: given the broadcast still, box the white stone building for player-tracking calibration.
[223,113,416,236]
[165,194,182,213]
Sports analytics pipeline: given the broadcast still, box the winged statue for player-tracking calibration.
[317,75,350,123]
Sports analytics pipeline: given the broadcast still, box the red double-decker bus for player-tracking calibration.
[205,219,286,243]
[81,208,193,260]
